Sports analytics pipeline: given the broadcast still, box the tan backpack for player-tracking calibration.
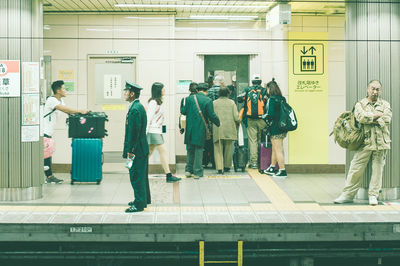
[330,103,365,151]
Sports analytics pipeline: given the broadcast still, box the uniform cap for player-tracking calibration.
[124,81,143,92]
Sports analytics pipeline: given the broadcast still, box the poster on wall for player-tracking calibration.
[0,60,20,97]
[22,62,40,94]
[22,125,39,142]
[22,94,40,125]
[58,70,74,92]
[104,74,122,99]
[177,80,192,94]
[288,32,328,164]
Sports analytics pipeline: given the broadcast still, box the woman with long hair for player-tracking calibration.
[263,78,288,178]
[147,82,181,183]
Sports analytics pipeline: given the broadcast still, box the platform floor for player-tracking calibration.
[1,164,400,224]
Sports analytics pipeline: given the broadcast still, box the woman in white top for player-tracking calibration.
[147,82,181,183]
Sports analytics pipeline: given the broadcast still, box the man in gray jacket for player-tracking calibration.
[334,80,392,206]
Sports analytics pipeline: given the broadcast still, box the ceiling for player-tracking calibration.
[42,0,346,16]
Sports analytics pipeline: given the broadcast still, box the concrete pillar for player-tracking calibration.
[346,0,400,200]
[0,0,44,200]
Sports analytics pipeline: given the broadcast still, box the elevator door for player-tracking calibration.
[88,56,136,157]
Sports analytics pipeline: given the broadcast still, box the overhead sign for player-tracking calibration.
[0,60,20,97]
[293,44,324,75]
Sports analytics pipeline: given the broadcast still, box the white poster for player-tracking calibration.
[22,62,39,93]
[104,74,122,99]
[21,125,39,142]
[0,60,20,97]
[177,80,192,94]
[22,94,40,125]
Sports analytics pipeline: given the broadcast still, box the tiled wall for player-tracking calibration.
[43,14,345,165]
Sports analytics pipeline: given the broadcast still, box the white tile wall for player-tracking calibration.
[43,14,346,165]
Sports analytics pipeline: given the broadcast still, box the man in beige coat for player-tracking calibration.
[334,80,392,206]
[213,87,240,174]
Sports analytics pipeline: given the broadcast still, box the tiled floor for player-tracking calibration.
[0,164,400,224]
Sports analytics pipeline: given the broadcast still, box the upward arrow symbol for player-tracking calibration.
[301,46,307,54]
[309,46,316,55]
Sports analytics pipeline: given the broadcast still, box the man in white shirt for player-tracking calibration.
[43,80,88,184]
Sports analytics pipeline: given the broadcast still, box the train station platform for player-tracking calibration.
[1,165,400,263]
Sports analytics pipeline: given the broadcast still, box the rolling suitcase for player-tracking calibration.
[233,141,248,172]
[233,123,248,172]
[71,138,103,185]
[259,142,272,171]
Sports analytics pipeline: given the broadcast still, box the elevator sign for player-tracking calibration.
[0,60,20,97]
[292,44,324,75]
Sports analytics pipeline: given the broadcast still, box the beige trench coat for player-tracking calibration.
[212,97,240,143]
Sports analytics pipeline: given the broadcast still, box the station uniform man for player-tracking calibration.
[334,80,392,206]
[123,81,151,213]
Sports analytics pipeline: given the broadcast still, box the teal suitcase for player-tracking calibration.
[71,138,103,185]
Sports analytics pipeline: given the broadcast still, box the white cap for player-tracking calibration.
[252,74,261,80]
[232,75,236,82]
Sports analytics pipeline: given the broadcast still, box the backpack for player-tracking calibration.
[278,99,298,132]
[246,86,265,118]
[330,104,364,151]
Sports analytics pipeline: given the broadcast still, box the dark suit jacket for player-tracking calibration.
[180,92,220,147]
[123,99,149,158]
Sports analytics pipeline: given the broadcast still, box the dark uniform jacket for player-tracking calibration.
[123,99,149,158]
[180,92,220,147]
[265,95,287,136]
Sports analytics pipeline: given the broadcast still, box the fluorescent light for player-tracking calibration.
[188,15,259,20]
[115,4,270,9]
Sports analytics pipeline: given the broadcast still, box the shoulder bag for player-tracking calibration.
[193,95,211,140]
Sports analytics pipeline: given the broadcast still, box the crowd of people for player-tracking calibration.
[43,77,392,212]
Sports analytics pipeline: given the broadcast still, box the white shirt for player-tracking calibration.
[43,96,65,136]
[146,99,164,134]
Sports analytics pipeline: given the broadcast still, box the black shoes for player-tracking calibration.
[248,163,258,169]
[166,175,181,183]
[125,205,144,213]
[224,168,230,172]
[263,166,278,176]
[217,170,223,174]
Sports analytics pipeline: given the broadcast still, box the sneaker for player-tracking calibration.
[224,168,230,172]
[217,170,223,174]
[369,196,378,206]
[166,175,181,183]
[194,175,202,180]
[185,172,193,178]
[273,169,287,178]
[334,194,354,204]
[248,163,258,169]
[263,166,277,176]
[45,175,63,184]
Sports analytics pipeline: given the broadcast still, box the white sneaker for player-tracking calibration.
[369,196,378,206]
[334,194,353,204]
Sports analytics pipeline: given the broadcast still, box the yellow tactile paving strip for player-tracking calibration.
[247,168,400,212]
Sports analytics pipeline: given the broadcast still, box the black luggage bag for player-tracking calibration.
[233,141,248,172]
[67,112,108,138]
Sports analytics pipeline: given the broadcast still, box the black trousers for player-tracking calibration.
[129,156,151,209]
[44,157,53,177]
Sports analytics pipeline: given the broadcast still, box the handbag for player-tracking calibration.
[193,95,211,140]
[43,137,55,159]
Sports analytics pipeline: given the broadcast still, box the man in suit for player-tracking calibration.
[181,82,220,179]
[123,81,151,213]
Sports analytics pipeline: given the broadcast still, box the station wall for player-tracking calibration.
[43,14,345,166]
